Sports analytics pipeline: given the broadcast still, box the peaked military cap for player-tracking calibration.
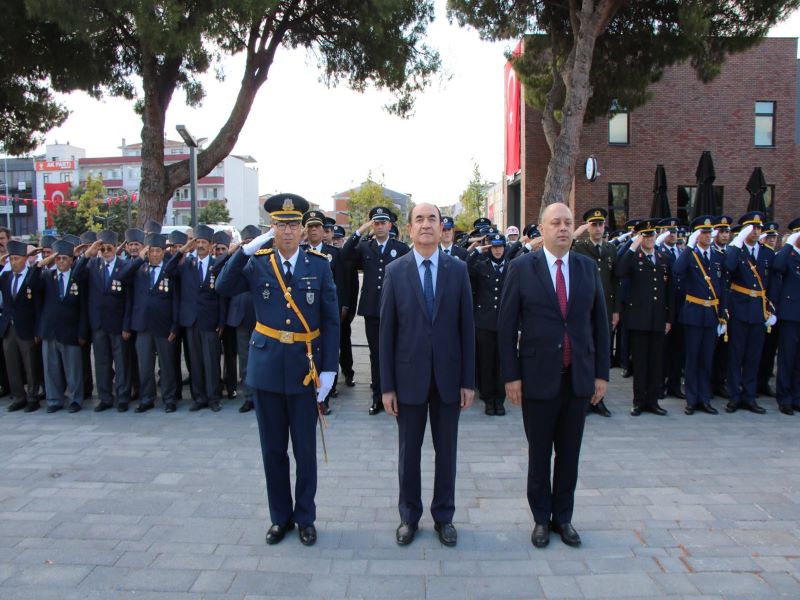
[713,215,732,230]
[788,217,800,232]
[441,216,455,230]
[323,216,336,229]
[658,217,679,229]
[583,208,607,223]
[264,193,309,221]
[302,210,325,227]
[739,211,766,226]
[473,217,491,229]
[691,215,715,231]
[625,219,641,230]
[333,225,346,238]
[369,206,392,222]
[764,222,779,235]
[489,233,506,246]
[634,219,658,235]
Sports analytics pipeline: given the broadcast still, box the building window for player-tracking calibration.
[764,185,775,221]
[677,185,725,223]
[61,173,71,183]
[607,183,629,229]
[755,101,775,147]
[42,174,49,183]
[212,187,218,199]
[608,112,629,145]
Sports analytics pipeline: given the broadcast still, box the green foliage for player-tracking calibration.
[49,177,137,237]
[199,200,231,224]
[455,163,488,232]
[448,0,800,122]
[346,175,408,235]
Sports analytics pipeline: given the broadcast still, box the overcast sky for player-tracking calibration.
[36,3,800,211]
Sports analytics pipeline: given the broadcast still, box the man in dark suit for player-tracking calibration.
[164,224,226,412]
[342,206,409,414]
[380,203,475,548]
[498,202,609,549]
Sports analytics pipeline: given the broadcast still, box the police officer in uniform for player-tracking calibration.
[770,219,800,414]
[724,211,774,414]
[440,216,468,260]
[215,193,339,547]
[467,232,508,415]
[657,217,686,400]
[572,208,618,416]
[711,216,733,399]
[341,206,409,414]
[616,219,673,416]
[672,217,727,414]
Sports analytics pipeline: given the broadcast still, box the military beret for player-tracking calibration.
[125,228,145,244]
[264,193,308,221]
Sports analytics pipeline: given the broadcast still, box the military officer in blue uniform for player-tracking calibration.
[215,193,339,547]
[711,216,733,399]
[724,211,775,414]
[672,216,728,414]
[341,205,409,414]
[212,230,238,400]
[1,241,41,412]
[768,219,800,414]
[440,216,468,260]
[757,221,781,397]
[164,224,226,412]
[656,217,686,400]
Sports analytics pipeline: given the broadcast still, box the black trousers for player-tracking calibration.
[397,381,460,525]
[757,324,779,390]
[364,316,381,403]
[776,321,800,409]
[629,329,664,410]
[3,326,39,403]
[663,322,684,393]
[339,311,355,379]
[521,370,588,525]
[475,328,503,403]
[711,335,729,392]
[221,325,237,394]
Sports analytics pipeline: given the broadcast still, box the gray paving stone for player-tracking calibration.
[575,573,661,597]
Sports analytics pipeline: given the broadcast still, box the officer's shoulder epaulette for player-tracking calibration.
[254,248,274,256]
[306,248,329,260]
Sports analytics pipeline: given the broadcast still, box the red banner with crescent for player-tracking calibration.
[504,40,523,176]
[44,182,70,227]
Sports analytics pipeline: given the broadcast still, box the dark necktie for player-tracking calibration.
[670,247,676,259]
[105,261,112,287]
[197,259,204,282]
[379,244,384,255]
[595,244,602,256]
[750,246,756,260]
[58,273,65,299]
[150,265,157,289]
[495,262,503,274]
[555,259,570,368]
[648,254,655,265]
[12,272,20,299]
[284,260,292,281]
[703,250,709,262]
[444,248,450,255]
[422,259,434,319]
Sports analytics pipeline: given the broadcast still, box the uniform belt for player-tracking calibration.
[255,322,320,344]
[731,283,764,298]
[685,294,719,308]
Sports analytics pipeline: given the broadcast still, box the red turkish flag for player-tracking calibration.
[44,182,70,227]
[504,40,523,176]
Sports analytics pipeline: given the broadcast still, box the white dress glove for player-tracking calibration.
[315,371,336,404]
[717,323,727,337]
[730,225,753,249]
[243,229,275,256]
[687,230,700,249]
[787,232,800,249]
[711,228,719,240]
[656,231,668,246]
[765,315,777,328]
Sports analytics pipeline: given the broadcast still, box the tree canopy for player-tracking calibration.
[454,163,488,232]
[199,199,231,224]
[346,175,409,235]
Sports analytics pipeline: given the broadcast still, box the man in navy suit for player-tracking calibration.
[498,202,609,549]
[380,203,475,547]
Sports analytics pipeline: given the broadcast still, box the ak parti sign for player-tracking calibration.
[35,160,75,171]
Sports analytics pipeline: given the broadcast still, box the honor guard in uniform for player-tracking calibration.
[35,240,90,413]
[615,219,642,377]
[572,208,618,416]
[757,221,781,397]
[126,233,180,412]
[723,211,775,414]
[656,217,686,400]
[616,219,673,416]
[1,241,41,412]
[440,216,468,259]
[711,216,733,398]
[78,230,139,412]
[770,219,800,414]
[467,232,508,415]
[164,224,226,412]
[302,209,349,414]
[672,217,727,414]
[341,206,409,414]
[215,193,339,547]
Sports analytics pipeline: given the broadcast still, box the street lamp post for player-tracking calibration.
[176,125,198,227]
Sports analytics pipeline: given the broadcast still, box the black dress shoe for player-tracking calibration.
[531,523,549,548]
[684,406,695,415]
[46,405,63,413]
[227,389,238,400]
[24,401,40,413]
[746,402,766,414]
[164,404,177,413]
[668,389,687,400]
[647,405,668,416]
[758,386,776,398]
[298,524,317,546]
[725,402,738,413]
[700,404,718,415]
[265,521,295,545]
[550,521,581,547]
[329,388,338,398]
[93,402,113,413]
[321,402,331,416]
[345,376,355,387]
[592,399,612,417]
[67,403,81,413]
[134,403,154,413]
[434,522,457,546]
[117,402,129,413]
[396,522,418,546]
[495,403,506,416]
[0,387,9,398]
[7,399,27,412]
[714,387,730,399]
[779,405,794,416]
[209,401,221,412]
[484,402,496,416]
[189,402,207,412]
[368,403,383,415]
[238,400,253,413]
[622,368,632,378]
[630,406,642,416]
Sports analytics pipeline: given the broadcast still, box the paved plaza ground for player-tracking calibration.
[1,319,799,599]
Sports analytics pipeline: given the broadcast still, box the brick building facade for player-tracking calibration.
[516,37,799,232]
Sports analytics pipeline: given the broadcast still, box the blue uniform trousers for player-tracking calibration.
[727,318,765,407]
[253,389,318,527]
[683,325,716,408]
[776,321,800,409]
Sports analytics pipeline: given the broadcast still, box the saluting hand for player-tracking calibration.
[506,380,522,406]
[573,223,590,238]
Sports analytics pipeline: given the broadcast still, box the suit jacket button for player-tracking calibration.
[286,319,291,325]
[377,285,381,290]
